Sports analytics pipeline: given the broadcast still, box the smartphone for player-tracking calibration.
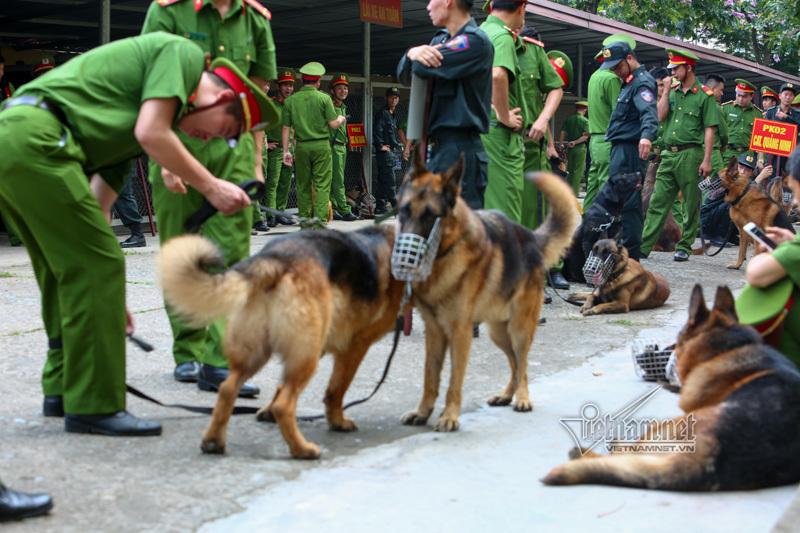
[743,222,777,251]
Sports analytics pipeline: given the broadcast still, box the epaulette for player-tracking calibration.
[521,36,544,47]
[721,100,734,106]
[244,0,271,19]
[701,85,714,96]
[671,82,680,90]
[502,25,517,42]
[156,0,184,6]
[753,104,763,113]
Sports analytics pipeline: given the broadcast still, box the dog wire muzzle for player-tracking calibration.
[391,217,443,282]
[582,251,615,287]
[631,341,681,388]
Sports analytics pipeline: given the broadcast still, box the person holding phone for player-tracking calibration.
[742,147,800,363]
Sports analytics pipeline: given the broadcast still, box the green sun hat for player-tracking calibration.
[548,50,573,90]
[208,57,280,136]
[734,78,757,94]
[602,33,636,50]
[736,278,794,330]
[666,48,699,69]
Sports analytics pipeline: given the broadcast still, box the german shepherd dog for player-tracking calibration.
[159,227,405,459]
[579,233,670,316]
[641,156,681,252]
[768,173,793,216]
[396,152,577,431]
[563,172,642,282]
[543,284,800,490]
[720,156,795,270]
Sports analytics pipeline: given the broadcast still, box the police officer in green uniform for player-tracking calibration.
[142,0,276,393]
[0,32,266,435]
[762,83,800,177]
[264,69,297,227]
[721,79,762,162]
[0,53,22,247]
[560,101,589,196]
[397,0,493,210]
[703,74,729,180]
[480,0,528,222]
[641,49,719,262]
[282,62,346,227]
[329,73,358,221]
[601,39,658,260]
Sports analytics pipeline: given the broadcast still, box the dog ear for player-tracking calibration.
[441,153,465,207]
[712,285,738,321]
[687,284,710,326]
[726,156,738,176]
[613,227,623,246]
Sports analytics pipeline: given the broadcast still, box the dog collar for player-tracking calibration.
[730,181,752,207]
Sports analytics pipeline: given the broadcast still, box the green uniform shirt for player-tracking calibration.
[480,15,525,124]
[721,100,763,148]
[330,97,348,143]
[265,95,288,143]
[283,86,338,140]
[587,68,621,134]
[518,38,563,132]
[562,113,589,142]
[16,32,204,190]
[713,104,729,149]
[662,81,719,146]
[142,0,276,80]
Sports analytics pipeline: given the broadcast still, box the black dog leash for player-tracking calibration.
[183,179,266,233]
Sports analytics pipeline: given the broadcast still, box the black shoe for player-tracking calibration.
[674,250,689,262]
[710,237,726,248]
[341,212,359,222]
[473,324,479,338]
[374,203,388,215]
[173,361,201,382]
[544,294,552,304]
[198,364,260,398]
[253,220,270,233]
[120,234,146,248]
[65,411,162,436]
[547,271,570,290]
[0,484,53,522]
[538,317,546,325]
[43,395,64,417]
[276,215,296,226]
[266,216,277,227]
[332,211,344,221]
[10,242,22,247]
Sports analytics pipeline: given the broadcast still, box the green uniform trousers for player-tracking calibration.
[583,136,612,211]
[710,147,726,178]
[330,143,351,215]
[0,107,126,414]
[641,146,704,256]
[294,139,332,227]
[566,144,587,197]
[483,126,524,223]
[522,139,564,272]
[150,133,254,367]
[265,146,294,211]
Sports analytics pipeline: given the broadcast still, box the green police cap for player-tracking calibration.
[779,82,797,96]
[208,57,280,137]
[483,0,529,13]
[734,78,756,94]
[276,69,295,84]
[761,86,779,100]
[738,153,756,169]
[33,55,55,76]
[576,101,588,108]
[599,41,632,70]
[735,278,793,327]
[793,93,800,107]
[666,48,699,69]
[594,49,604,63]
[548,50,573,90]
[299,61,326,81]
[602,33,636,50]
[331,73,349,87]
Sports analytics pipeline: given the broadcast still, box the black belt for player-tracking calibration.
[664,143,699,152]
[331,141,347,146]
[2,95,68,125]
[489,121,521,133]
[727,144,748,152]
[296,138,327,143]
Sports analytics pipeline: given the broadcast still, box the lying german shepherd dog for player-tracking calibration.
[563,172,642,282]
[159,227,405,459]
[720,156,795,270]
[579,233,670,316]
[543,285,800,490]
[396,152,578,431]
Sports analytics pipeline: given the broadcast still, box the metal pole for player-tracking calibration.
[99,0,110,45]
[577,43,584,98]
[363,22,372,196]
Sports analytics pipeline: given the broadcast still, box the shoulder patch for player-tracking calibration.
[701,85,714,96]
[753,104,763,113]
[445,35,469,51]
[244,0,271,19]
[640,89,654,103]
[721,100,733,106]
[671,82,680,90]
[156,0,184,6]
[521,36,544,47]
[502,25,517,41]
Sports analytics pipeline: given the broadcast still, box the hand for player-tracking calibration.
[283,151,293,166]
[381,145,392,152]
[755,160,765,172]
[527,117,547,141]
[567,141,575,149]
[755,165,773,184]
[407,44,444,67]
[403,146,411,161]
[503,107,523,131]
[546,144,558,160]
[638,138,652,160]
[267,141,279,150]
[766,226,795,246]
[777,109,788,120]
[338,115,347,127]
[698,160,712,178]
[162,169,187,194]
[126,307,135,335]
[207,178,252,216]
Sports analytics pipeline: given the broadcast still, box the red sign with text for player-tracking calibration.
[347,124,367,148]
[749,118,798,157]
[359,0,402,28]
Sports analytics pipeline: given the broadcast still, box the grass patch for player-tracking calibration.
[133,307,165,314]
[606,319,650,326]
[0,271,34,279]
[126,280,155,285]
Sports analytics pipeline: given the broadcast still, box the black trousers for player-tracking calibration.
[375,150,397,205]
[609,141,647,259]
[429,130,488,210]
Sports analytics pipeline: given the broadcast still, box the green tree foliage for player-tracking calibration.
[553,0,799,75]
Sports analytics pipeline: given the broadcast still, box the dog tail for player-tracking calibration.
[159,235,263,328]
[527,172,580,268]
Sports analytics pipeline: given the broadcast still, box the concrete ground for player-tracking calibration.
[0,217,797,532]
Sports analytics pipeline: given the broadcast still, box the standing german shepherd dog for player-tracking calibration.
[544,285,800,490]
[159,227,405,459]
[396,152,578,432]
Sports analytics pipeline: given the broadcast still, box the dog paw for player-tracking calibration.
[434,417,460,432]
[540,465,575,486]
[329,417,359,432]
[255,407,276,423]
[291,442,321,460]
[513,399,533,412]
[400,411,430,426]
[201,439,226,455]
[726,264,741,270]
[581,307,597,316]
[487,394,512,407]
